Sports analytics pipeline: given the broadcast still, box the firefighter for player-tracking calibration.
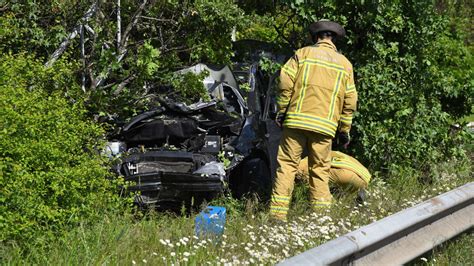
[270,20,357,221]
[297,151,371,192]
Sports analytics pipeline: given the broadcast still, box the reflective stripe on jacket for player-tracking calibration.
[278,40,357,137]
[331,151,371,183]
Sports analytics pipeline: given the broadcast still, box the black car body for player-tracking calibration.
[107,42,289,210]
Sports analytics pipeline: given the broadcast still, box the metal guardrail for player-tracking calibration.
[278,182,474,266]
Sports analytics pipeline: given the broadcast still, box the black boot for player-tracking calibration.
[356,189,368,204]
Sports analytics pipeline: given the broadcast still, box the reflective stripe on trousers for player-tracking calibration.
[271,127,333,219]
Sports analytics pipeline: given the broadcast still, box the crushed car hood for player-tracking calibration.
[109,64,259,210]
[107,41,290,210]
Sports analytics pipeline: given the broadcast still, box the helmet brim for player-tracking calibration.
[309,21,346,39]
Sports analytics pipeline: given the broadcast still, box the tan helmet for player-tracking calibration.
[309,19,346,39]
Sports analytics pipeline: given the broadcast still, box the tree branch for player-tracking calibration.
[113,75,136,95]
[45,2,98,67]
[139,15,178,24]
[80,24,86,92]
[0,3,10,12]
[116,0,121,50]
[94,0,148,88]
[119,0,148,53]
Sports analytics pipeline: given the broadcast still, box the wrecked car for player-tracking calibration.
[106,42,289,210]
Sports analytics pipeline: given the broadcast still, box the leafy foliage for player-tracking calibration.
[0,54,127,244]
[0,1,89,55]
[169,70,211,104]
[259,56,282,74]
[242,0,473,176]
[0,0,472,248]
[0,1,246,119]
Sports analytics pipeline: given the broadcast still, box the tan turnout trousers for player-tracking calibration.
[298,157,368,191]
[271,39,358,221]
[270,127,332,220]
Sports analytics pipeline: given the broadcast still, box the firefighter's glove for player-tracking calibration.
[275,112,285,128]
[338,131,351,149]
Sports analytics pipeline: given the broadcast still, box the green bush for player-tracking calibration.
[340,1,473,174]
[170,71,211,104]
[241,1,473,176]
[0,54,126,244]
[0,1,248,120]
[1,1,471,180]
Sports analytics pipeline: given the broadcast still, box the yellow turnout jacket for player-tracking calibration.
[278,40,357,137]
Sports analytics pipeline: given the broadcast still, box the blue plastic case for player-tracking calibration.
[195,206,226,238]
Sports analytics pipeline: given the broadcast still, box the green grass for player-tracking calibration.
[1,157,472,265]
[429,231,473,265]
[410,231,473,266]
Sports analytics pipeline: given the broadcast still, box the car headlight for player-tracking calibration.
[104,141,127,158]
